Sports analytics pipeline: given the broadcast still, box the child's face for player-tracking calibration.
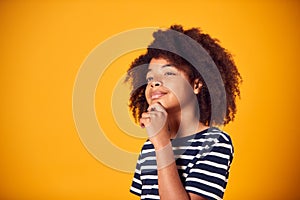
[145,57,198,112]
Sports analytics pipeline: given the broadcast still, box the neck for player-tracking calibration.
[167,102,209,138]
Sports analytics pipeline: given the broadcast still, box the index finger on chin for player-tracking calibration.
[148,102,166,112]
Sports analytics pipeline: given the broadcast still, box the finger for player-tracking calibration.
[141,112,151,118]
[142,111,161,119]
[147,104,156,112]
[140,117,151,128]
[148,102,166,113]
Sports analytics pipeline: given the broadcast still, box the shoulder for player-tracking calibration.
[140,140,155,152]
[198,127,231,141]
[137,140,155,160]
[188,127,234,154]
[194,127,232,144]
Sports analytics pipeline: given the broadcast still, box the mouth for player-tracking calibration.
[150,91,167,100]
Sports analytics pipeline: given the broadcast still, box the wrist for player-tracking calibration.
[151,137,171,150]
[155,142,175,170]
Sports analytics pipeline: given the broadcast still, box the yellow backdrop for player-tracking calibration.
[1,1,299,199]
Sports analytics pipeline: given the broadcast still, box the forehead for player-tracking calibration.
[148,58,174,71]
[147,57,193,82]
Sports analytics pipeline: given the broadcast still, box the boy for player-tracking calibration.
[126,25,242,200]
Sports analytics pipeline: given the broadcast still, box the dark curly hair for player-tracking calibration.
[125,25,242,126]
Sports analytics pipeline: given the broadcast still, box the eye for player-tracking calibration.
[164,71,176,76]
[146,76,153,83]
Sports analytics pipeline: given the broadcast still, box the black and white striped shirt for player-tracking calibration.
[130,127,234,200]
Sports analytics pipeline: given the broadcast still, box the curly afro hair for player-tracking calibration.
[125,25,242,126]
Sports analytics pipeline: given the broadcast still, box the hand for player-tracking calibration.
[140,103,170,148]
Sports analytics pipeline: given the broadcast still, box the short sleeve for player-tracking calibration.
[130,152,142,196]
[185,136,234,200]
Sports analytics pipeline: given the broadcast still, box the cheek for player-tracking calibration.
[144,85,151,104]
[165,81,186,96]
[166,81,194,101]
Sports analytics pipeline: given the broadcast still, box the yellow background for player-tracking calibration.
[1,1,299,199]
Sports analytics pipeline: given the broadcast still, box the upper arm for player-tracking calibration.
[130,152,143,196]
[185,136,234,200]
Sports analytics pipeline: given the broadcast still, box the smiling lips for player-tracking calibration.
[151,91,167,100]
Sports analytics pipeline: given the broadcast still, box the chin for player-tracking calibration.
[151,99,162,105]
[148,99,164,107]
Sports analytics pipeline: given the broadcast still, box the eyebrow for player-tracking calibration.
[147,64,174,73]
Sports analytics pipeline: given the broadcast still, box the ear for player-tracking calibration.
[193,79,202,95]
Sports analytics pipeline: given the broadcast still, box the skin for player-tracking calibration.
[140,58,209,200]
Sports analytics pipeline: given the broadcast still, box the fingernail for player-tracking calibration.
[148,107,155,111]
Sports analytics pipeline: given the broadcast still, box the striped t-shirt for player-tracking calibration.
[130,127,234,200]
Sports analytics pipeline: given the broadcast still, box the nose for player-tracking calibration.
[150,81,162,88]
